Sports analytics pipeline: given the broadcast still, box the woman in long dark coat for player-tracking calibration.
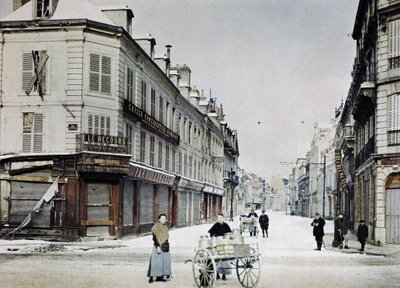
[208,213,232,281]
[147,214,171,283]
[311,212,325,251]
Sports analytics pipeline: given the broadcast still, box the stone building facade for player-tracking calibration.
[0,0,233,240]
[337,0,400,245]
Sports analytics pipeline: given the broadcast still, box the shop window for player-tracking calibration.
[89,53,111,94]
[22,112,43,153]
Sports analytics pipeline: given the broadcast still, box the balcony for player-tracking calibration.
[355,136,375,169]
[352,81,376,123]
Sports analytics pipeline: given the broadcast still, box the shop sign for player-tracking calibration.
[77,154,130,174]
[76,133,127,154]
[123,99,180,145]
[129,166,175,186]
[382,157,400,165]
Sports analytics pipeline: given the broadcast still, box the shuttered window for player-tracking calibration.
[388,94,400,145]
[165,145,170,171]
[389,20,400,69]
[125,122,133,155]
[150,136,155,166]
[158,142,163,169]
[22,51,47,93]
[141,80,147,111]
[159,96,164,124]
[88,114,111,135]
[22,112,43,153]
[126,67,134,102]
[172,149,176,173]
[140,132,146,163]
[151,89,156,117]
[89,53,111,94]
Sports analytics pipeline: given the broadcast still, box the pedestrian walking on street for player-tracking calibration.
[247,208,258,237]
[311,212,325,251]
[357,219,369,253]
[259,210,269,238]
[335,213,349,249]
[208,213,232,281]
[147,214,171,283]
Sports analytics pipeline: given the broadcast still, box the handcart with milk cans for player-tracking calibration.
[192,228,261,288]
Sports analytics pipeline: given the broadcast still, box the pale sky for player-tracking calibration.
[0,0,360,181]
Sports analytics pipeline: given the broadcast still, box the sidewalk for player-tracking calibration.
[323,230,400,258]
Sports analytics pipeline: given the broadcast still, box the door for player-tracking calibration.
[85,182,113,237]
[386,188,400,244]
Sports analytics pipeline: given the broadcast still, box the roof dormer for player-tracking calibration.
[33,0,59,19]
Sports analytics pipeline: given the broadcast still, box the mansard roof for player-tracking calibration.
[0,0,115,26]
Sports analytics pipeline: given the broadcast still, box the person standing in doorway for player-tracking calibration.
[259,210,269,238]
[147,214,171,283]
[311,212,325,251]
[357,219,369,253]
[208,213,232,281]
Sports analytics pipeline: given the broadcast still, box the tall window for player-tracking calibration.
[126,67,134,102]
[22,50,48,95]
[151,89,156,117]
[184,154,188,177]
[140,132,146,163]
[150,136,155,166]
[22,112,43,153]
[165,145,170,171]
[159,96,164,124]
[178,152,182,175]
[125,123,133,154]
[389,19,400,69]
[388,93,400,145]
[89,53,111,94]
[141,80,147,111]
[158,142,163,168]
[172,149,176,173]
[88,114,110,135]
[189,156,193,179]
[166,102,170,129]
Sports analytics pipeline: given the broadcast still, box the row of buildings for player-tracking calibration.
[289,0,400,245]
[0,0,240,240]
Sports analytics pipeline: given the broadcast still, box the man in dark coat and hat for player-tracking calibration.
[311,212,325,251]
[357,219,368,252]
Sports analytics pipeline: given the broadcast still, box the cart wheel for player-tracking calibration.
[236,256,260,288]
[192,248,216,288]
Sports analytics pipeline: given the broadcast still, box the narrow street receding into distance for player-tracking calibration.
[0,211,399,288]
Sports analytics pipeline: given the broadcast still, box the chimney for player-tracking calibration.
[171,64,191,98]
[134,34,156,60]
[189,86,200,107]
[101,5,134,35]
[154,45,172,77]
[169,69,180,87]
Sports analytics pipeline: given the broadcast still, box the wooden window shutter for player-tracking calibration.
[106,116,110,135]
[101,56,111,93]
[390,20,400,58]
[22,112,33,152]
[22,53,33,91]
[33,114,43,152]
[94,115,99,135]
[100,115,105,135]
[89,53,100,92]
[88,114,93,134]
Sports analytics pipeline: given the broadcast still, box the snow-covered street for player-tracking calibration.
[0,211,399,288]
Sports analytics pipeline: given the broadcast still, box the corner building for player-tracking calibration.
[337,0,400,245]
[0,0,228,240]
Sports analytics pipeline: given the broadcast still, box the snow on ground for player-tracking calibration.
[0,211,399,288]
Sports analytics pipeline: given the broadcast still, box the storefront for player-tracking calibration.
[122,162,175,235]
